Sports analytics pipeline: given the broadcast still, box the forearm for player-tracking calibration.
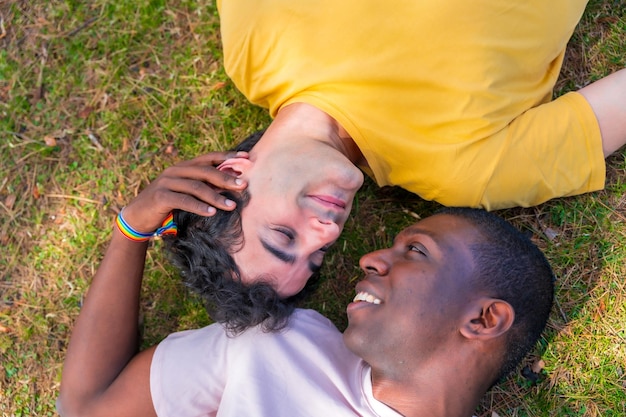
[57,151,248,416]
[58,227,148,414]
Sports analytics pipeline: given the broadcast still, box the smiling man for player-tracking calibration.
[58,195,555,416]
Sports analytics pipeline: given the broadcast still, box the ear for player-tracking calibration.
[217,156,254,178]
[459,298,515,341]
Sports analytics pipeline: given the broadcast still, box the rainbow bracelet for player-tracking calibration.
[155,212,178,237]
[116,209,177,242]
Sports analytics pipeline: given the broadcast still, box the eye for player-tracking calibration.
[309,243,333,269]
[408,244,427,256]
[272,227,295,244]
[318,243,332,253]
[310,252,325,269]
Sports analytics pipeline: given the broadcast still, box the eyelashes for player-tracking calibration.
[272,226,295,242]
[408,244,427,256]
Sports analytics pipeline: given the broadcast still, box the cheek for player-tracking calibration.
[391,284,440,319]
[250,163,296,194]
[244,186,296,221]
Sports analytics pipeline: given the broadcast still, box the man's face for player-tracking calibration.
[343,214,479,369]
[228,132,364,297]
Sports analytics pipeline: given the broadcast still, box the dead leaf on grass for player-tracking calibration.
[165,143,178,156]
[32,186,40,199]
[402,208,420,219]
[521,358,546,384]
[4,194,16,210]
[0,231,9,246]
[78,106,94,119]
[544,227,559,241]
[43,135,57,147]
[0,85,9,101]
[211,81,227,90]
[531,359,546,374]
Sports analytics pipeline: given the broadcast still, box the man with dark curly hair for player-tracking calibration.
[159,132,347,334]
[57,160,555,416]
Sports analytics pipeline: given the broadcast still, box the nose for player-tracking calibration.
[307,217,341,246]
[359,249,391,276]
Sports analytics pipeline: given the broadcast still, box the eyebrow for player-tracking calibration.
[260,239,323,273]
[261,239,295,264]
[395,225,440,245]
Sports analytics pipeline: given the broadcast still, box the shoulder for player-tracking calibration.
[281,309,344,343]
[156,309,339,354]
[291,308,339,330]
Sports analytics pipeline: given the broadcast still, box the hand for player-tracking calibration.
[121,151,249,233]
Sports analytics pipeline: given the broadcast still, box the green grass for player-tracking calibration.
[1,0,625,416]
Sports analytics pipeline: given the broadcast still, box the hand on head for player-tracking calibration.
[121,152,249,234]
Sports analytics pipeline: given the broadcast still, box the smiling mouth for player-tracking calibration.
[353,291,382,305]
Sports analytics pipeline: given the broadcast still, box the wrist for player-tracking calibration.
[115,209,177,242]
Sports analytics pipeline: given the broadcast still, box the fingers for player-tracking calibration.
[123,152,250,231]
[154,175,239,214]
[173,151,249,192]
[162,162,247,205]
[176,151,249,169]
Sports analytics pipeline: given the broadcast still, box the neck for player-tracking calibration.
[273,102,366,165]
[370,353,495,417]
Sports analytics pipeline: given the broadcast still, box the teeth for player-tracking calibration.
[353,291,382,305]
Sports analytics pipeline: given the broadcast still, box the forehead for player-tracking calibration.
[397,215,479,256]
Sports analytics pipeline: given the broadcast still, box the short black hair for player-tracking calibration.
[436,207,554,383]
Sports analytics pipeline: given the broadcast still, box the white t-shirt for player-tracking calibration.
[150,309,402,417]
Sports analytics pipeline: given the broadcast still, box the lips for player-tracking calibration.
[308,195,346,210]
[351,281,383,306]
[353,291,382,305]
[346,287,383,315]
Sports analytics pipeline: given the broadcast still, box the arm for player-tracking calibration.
[578,68,626,157]
[57,152,247,417]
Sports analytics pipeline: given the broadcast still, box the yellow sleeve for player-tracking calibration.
[479,92,605,210]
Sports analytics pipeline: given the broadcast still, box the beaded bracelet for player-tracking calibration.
[116,209,177,242]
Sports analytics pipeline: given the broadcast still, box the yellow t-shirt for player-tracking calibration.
[218,0,604,209]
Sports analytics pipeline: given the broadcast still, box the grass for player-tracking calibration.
[1,0,625,416]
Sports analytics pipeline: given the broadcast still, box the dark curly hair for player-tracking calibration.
[437,207,555,384]
[163,131,318,335]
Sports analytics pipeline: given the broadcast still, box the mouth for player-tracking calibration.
[353,291,382,305]
[308,195,346,210]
